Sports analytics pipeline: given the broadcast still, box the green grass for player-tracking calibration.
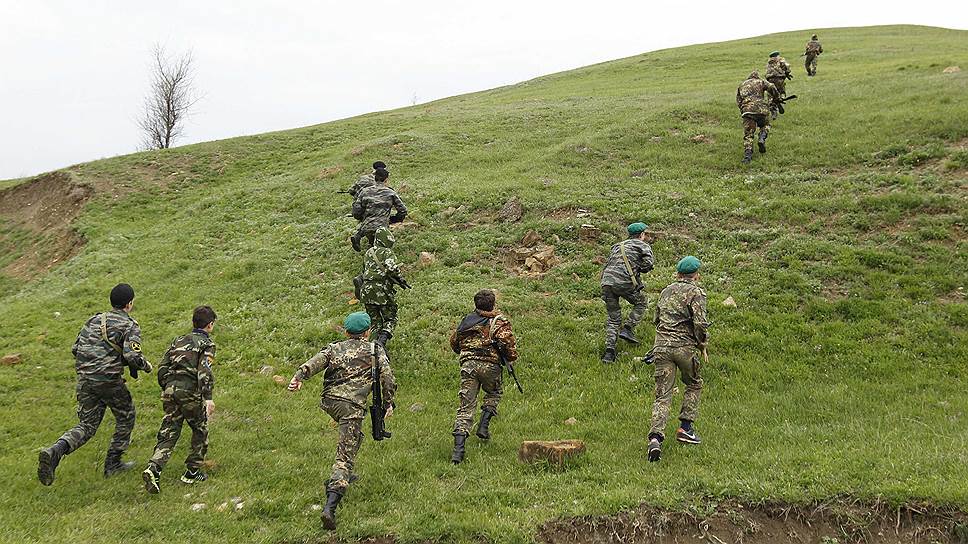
[1,24,967,544]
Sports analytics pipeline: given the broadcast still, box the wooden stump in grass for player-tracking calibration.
[518,440,586,466]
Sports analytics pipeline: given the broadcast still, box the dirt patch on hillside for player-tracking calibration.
[0,171,92,279]
[538,500,968,544]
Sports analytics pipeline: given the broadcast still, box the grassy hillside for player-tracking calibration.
[1,24,966,543]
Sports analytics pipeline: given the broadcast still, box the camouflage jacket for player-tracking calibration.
[295,338,396,410]
[352,184,407,232]
[156,329,216,400]
[72,309,150,382]
[652,278,710,349]
[359,240,404,306]
[805,39,823,55]
[765,57,791,79]
[348,172,376,198]
[736,74,779,116]
[600,238,654,289]
[449,310,518,366]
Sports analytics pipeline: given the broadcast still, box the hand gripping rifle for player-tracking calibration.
[776,94,798,115]
[490,321,523,393]
[369,343,392,441]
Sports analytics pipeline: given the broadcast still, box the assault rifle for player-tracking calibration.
[776,94,798,114]
[390,275,412,290]
[494,341,523,393]
[370,344,392,441]
[336,190,352,195]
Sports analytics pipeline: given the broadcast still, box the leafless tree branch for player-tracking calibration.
[138,44,199,150]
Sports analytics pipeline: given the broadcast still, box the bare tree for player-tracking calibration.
[138,45,198,150]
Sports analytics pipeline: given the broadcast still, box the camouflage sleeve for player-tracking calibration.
[377,345,397,407]
[384,251,403,279]
[736,86,743,109]
[199,342,216,401]
[388,194,407,223]
[494,319,519,363]
[691,291,711,346]
[765,81,780,100]
[818,43,823,53]
[637,244,654,274]
[352,197,365,221]
[122,321,150,370]
[653,302,660,327]
[72,322,86,357]
[449,329,460,354]
[295,345,333,381]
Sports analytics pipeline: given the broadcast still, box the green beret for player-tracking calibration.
[769,51,780,57]
[343,311,371,334]
[676,256,701,274]
[627,222,648,235]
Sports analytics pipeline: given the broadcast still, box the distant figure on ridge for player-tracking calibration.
[647,256,710,463]
[350,167,407,252]
[804,34,823,76]
[142,305,218,494]
[449,289,519,464]
[599,222,655,363]
[37,284,153,486]
[736,71,780,164]
[765,51,792,119]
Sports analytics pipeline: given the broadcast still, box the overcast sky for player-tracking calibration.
[1,1,965,180]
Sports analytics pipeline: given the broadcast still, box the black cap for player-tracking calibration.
[110,283,135,309]
[372,161,386,170]
[374,168,390,182]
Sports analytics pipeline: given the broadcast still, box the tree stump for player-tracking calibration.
[518,440,586,466]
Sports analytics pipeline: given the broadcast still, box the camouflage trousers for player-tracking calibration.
[649,346,703,439]
[453,359,503,435]
[767,77,787,114]
[57,379,136,456]
[601,284,648,351]
[805,54,818,75]
[742,114,770,154]
[321,397,364,494]
[364,301,398,336]
[148,387,208,471]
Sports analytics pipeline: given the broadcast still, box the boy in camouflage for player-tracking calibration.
[345,160,386,198]
[804,34,823,76]
[142,306,217,493]
[765,51,792,118]
[350,167,407,252]
[357,227,410,350]
[288,311,396,530]
[449,289,519,464]
[600,222,655,363]
[736,71,780,163]
[37,283,153,486]
[647,256,710,463]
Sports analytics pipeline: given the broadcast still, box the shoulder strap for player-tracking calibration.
[618,241,640,287]
[100,313,123,354]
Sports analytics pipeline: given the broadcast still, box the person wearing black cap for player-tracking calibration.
[345,161,387,199]
[37,283,153,486]
[350,167,407,252]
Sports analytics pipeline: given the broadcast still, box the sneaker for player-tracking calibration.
[180,469,208,484]
[648,438,661,463]
[143,467,160,494]
[676,427,701,445]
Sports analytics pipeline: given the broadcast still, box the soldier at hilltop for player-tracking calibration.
[804,34,823,76]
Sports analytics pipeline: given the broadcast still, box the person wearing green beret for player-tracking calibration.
[287,311,397,530]
[599,222,655,363]
[647,256,710,463]
[765,51,792,119]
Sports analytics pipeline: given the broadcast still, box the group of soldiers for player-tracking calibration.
[736,34,824,163]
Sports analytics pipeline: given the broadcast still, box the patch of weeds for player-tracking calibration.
[944,150,968,171]
[897,142,947,166]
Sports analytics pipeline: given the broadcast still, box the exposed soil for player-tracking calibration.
[0,171,92,280]
[538,500,968,544]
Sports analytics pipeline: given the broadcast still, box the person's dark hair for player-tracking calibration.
[193,305,217,329]
[474,289,496,312]
[110,283,135,309]
[372,161,386,170]
[374,168,390,182]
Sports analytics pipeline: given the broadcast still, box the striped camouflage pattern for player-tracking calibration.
[652,278,710,349]
[736,72,779,117]
[156,330,216,400]
[352,183,407,233]
[347,172,376,198]
[72,309,150,382]
[57,380,135,454]
[600,238,655,289]
[294,338,397,410]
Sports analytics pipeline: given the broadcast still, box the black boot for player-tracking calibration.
[601,347,616,364]
[38,439,70,486]
[375,330,391,350]
[475,408,496,440]
[350,232,362,252]
[104,452,135,478]
[758,132,767,154]
[742,149,753,164]
[451,433,468,464]
[618,325,639,344]
[321,490,343,530]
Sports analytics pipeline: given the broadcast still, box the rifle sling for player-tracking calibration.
[618,241,640,287]
[100,313,123,354]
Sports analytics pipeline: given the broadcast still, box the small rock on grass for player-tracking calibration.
[272,375,288,386]
[943,66,961,74]
[1,353,22,366]
[191,503,207,512]
[259,365,274,376]
[418,252,436,266]
[409,403,425,412]
[722,296,737,307]
[564,417,578,426]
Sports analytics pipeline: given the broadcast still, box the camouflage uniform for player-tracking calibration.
[649,278,710,439]
[450,310,518,435]
[600,238,655,351]
[294,338,396,494]
[147,329,216,471]
[57,309,151,456]
[358,228,406,339]
[350,182,407,250]
[765,56,792,115]
[347,172,376,199]
[736,72,780,156]
[804,39,823,75]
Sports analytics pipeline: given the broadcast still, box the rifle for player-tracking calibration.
[336,190,352,195]
[369,343,392,441]
[389,275,412,290]
[494,341,523,393]
[776,94,797,114]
